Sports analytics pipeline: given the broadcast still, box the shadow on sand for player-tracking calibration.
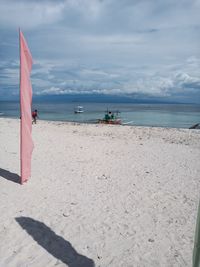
[0,168,20,184]
[15,217,95,267]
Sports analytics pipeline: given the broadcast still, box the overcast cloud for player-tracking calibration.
[0,0,200,102]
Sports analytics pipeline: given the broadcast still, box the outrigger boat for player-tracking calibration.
[98,110,122,125]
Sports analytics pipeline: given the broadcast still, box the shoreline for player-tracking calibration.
[0,116,199,130]
[1,101,200,129]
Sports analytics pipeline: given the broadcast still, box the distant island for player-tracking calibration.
[32,93,185,104]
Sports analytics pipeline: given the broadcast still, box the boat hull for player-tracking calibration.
[98,119,121,125]
[74,111,84,114]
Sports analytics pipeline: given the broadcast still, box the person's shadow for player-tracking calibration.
[15,217,95,267]
[0,168,20,184]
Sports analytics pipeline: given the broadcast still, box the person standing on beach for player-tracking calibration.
[32,109,38,124]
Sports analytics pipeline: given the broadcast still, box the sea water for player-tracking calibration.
[0,101,199,129]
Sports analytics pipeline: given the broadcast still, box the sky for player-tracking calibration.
[0,0,200,103]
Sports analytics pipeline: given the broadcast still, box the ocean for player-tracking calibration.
[0,101,199,129]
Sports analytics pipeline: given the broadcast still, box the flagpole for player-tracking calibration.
[19,28,22,184]
[193,200,200,267]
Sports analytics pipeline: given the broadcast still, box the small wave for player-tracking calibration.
[0,112,4,116]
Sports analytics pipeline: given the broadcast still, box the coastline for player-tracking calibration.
[0,115,199,130]
[1,101,200,129]
[0,117,200,266]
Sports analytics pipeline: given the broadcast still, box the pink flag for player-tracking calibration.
[20,30,34,184]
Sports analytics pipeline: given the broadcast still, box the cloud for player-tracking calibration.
[0,62,19,85]
[0,0,200,102]
[24,56,199,103]
[1,0,199,32]
[174,72,200,90]
[0,0,65,29]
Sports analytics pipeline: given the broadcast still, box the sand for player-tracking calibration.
[0,118,200,267]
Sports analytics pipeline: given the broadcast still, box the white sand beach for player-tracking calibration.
[0,118,200,267]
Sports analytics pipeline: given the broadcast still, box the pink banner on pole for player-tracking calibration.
[20,30,34,184]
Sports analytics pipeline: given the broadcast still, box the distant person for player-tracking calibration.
[32,109,38,124]
[104,112,111,122]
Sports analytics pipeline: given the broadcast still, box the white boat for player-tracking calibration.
[74,106,84,114]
